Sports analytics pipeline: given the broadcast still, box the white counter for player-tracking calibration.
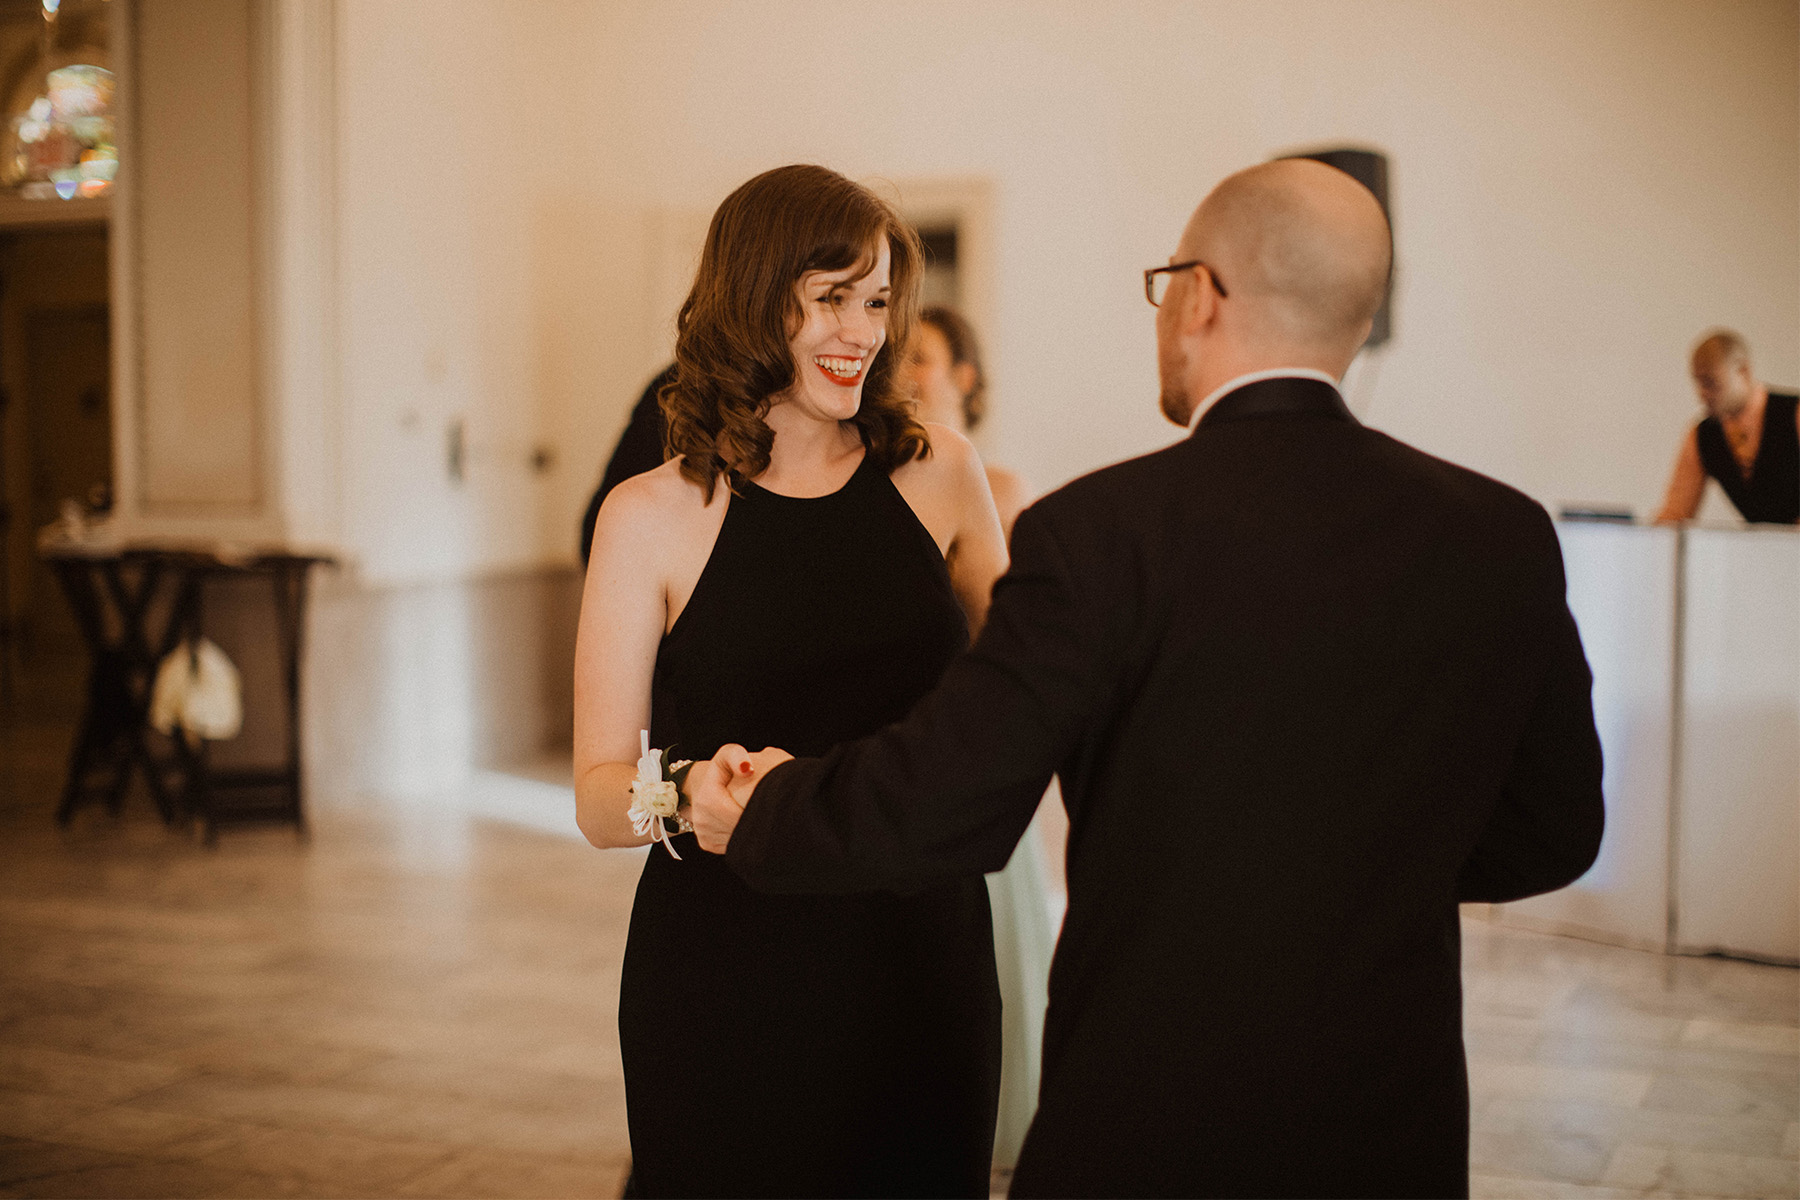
[1488,522,1798,965]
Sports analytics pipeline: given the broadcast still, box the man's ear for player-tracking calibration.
[1180,267,1219,336]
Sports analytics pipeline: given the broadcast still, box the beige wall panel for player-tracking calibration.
[135,0,260,510]
[1675,529,1800,963]
[302,566,582,797]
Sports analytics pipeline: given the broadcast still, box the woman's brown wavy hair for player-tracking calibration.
[661,164,929,500]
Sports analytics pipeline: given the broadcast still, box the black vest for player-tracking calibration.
[1696,391,1799,524]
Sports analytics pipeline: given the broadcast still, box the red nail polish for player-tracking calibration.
[739,762,752,774]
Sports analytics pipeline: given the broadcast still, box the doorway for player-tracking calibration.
[0,224,110,715]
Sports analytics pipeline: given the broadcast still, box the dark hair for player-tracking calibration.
[662,165,928,500]
[919,305,988,432]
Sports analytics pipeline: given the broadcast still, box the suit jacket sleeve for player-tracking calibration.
[727,502,1117,893]
[1456,514,1606,903]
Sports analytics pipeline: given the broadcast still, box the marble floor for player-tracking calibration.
[0,705,1795,1198]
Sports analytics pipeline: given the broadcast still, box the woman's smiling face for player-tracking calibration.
[778,238,892,424]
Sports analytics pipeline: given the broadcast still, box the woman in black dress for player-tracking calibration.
[573,165,1010,1198]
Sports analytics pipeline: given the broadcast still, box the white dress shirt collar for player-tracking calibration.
[1188,367,1342,431]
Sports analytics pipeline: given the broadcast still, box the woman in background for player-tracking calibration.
[907,304,1058,1175]
[574,165,1009,1198]
[909,305,1031,536]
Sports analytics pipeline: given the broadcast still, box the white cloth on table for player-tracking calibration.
[149,638,242,742]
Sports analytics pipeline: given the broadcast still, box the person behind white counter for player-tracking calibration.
[1656,329,1799,525]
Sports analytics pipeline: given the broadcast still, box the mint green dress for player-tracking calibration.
[985,790,1061,1169]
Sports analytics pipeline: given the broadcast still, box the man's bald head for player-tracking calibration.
[1690,328,1757,419]
[1692,328,1750,373]
[1183,159,1392,357]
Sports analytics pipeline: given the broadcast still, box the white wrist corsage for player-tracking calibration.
[627,730,695,859]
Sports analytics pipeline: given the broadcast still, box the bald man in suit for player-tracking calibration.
[687,160,1604,1199]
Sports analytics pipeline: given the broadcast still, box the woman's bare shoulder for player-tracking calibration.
[897,421,982,484]
[594,459,723,549]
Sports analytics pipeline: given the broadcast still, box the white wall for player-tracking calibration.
[319,0,1796,583]
[333,1,608,583]
[103,0,1788,792]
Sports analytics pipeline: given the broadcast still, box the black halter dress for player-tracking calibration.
[618,453,1002,1198]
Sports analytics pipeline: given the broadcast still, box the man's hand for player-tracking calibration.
[684,743,794,854]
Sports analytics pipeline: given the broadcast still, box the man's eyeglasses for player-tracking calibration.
[1144,260,1228,308]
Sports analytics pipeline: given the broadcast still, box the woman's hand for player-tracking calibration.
[685,744,794,853]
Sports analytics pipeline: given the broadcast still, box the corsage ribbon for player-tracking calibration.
[627,730,694,859]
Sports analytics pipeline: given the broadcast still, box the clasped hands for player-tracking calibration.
[682,743,792,853]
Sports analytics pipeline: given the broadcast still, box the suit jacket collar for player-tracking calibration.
[1194,376,1356,430]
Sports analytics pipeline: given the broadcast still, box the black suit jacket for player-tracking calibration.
[728,377,1604,1199]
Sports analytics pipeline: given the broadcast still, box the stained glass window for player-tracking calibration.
[2,0,114,201]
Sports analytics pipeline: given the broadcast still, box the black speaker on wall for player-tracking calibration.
[1282,147,1392,348]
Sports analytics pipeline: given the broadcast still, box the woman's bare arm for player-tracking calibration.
[986,463,1033,543]
[936,431,1010,637]
[573,471,704,848]
[892,425,1007,636]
